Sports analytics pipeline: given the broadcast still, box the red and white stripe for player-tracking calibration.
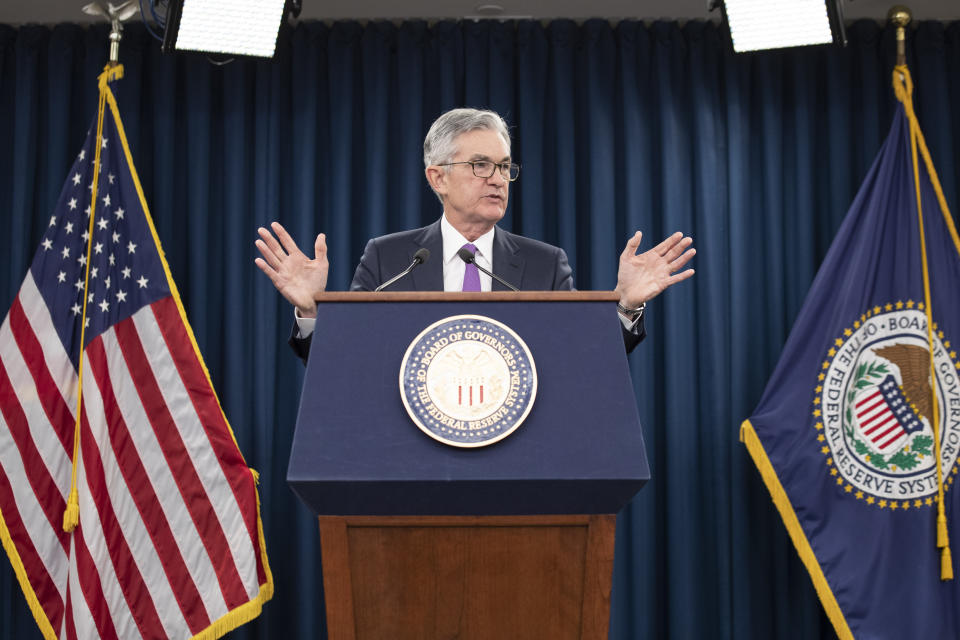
[0,272,267,639]
[457,382,484,406]
[856,390,907,452]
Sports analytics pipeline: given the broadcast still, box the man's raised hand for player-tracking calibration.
[254,222,329,318]
[614,230,695,309]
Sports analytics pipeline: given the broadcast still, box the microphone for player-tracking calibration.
[375,248,430,292]
[457,247,519,292]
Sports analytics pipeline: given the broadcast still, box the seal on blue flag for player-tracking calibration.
[399,315,537,448]
[816,304,960,507]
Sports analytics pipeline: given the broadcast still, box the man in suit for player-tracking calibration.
[254,108,695,360]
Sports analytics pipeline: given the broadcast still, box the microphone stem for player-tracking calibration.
[471,260,519,292]
[375,259,420,292]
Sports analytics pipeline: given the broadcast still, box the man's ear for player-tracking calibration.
[425,165,446,196]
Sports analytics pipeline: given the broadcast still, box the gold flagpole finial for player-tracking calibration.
[888,6,912,67]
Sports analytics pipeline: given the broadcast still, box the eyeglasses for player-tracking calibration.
[439,160,521,182]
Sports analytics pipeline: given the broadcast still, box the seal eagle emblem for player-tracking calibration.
[399,315,537,448]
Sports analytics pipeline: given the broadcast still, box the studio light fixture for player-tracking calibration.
[162,0,293,58]
[719,0,846,53]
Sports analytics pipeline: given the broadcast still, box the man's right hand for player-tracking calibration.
[254,222,328,318]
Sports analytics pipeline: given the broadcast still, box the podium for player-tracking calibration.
[288,292,649,639]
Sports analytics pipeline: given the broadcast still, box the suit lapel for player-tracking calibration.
[409,220,444,291]
[491,227,524,291]
[405,221,524,291]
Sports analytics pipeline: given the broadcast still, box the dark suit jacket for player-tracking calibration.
[289,220,644,360]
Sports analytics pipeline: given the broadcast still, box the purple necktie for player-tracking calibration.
[461,243,481,292]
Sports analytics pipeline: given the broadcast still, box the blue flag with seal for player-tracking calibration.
[741,66,960,639]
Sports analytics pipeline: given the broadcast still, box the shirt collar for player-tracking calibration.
[440,214,496,266]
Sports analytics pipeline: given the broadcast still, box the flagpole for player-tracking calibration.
[81,1,138,65]
[888,6,910,67]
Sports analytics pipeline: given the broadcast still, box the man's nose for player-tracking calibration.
[487,169,507,185]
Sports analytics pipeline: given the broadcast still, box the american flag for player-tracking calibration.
[0,73,271,638]
[855,374,925,453]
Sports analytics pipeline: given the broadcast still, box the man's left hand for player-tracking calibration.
[614,230,695,309]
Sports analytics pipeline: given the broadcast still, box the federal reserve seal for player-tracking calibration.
[399,315,537,448]
[816,303,960,509]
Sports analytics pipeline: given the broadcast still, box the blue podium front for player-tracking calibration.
[287,291,649,516]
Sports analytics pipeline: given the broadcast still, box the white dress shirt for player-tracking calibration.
[440,214,495,292]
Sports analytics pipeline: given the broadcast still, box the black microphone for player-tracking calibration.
[375,248,430,292]
[457,247,519,292]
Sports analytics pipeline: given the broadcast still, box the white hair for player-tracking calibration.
[423,109,512,203]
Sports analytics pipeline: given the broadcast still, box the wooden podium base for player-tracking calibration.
[318,514,616,640]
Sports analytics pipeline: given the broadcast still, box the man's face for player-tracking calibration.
[430,129,511,233]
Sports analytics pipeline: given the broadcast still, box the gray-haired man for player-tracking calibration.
[255,108,695,360]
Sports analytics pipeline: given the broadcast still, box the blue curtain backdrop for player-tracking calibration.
[1,17,959,639]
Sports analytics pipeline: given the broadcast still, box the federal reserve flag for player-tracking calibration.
[0,66,272,639]
[741,67,960,639]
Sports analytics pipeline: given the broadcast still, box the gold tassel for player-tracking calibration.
[942,546,954,581]
[61,64,124,538]
[895,63,955,583]
[62,489,79,532]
